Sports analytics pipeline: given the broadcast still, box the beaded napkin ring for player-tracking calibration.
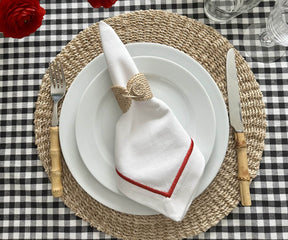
[111,73,153,113]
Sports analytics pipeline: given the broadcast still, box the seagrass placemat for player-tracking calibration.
[34,10,266,240]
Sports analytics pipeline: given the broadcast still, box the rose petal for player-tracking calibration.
[0,0,45,38]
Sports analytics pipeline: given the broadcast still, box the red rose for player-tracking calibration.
[0,0,46,39]
[88,0,117,8]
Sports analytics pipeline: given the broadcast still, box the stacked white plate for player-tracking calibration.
[59,43,229,215]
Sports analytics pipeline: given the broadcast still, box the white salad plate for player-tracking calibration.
[59,42,229,215]
[75,56,216,194]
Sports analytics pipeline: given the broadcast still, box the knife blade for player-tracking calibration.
[226,48,251,206]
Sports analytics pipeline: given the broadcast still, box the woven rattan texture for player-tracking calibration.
[34,10,266,240]
[112,73,153,112]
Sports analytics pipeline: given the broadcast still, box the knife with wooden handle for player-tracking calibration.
[226,48,251,206]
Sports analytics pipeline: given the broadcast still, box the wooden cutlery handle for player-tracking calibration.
[234,132,251,206]
[50,127,63,197]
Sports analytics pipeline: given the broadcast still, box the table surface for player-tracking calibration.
[1,1,287,239]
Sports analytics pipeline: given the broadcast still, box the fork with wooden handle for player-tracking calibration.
[49,60,66,197]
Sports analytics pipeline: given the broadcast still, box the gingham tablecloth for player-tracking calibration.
[1,1,287,239]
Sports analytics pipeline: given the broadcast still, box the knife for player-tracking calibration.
[226,48,251,206]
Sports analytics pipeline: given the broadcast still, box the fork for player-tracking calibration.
[49,60,66,197]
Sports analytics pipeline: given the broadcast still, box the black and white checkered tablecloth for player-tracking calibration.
[1,0,287,239]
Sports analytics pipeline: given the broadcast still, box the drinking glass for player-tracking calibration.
[243,0,288,62]
[204,0,262,22]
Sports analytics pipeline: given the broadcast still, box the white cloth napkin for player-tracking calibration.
[99,21,206,221]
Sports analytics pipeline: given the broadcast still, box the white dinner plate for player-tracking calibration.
[75,56,216,194]
[59,42,229,215]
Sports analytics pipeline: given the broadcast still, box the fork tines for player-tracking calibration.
[49,60,65,88]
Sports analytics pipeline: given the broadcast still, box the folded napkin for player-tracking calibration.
[99,21,206,221]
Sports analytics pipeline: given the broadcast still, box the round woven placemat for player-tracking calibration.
[34,10,266,240]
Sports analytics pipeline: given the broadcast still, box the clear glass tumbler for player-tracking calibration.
[204,0,262,23]
[243,0,288,62]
